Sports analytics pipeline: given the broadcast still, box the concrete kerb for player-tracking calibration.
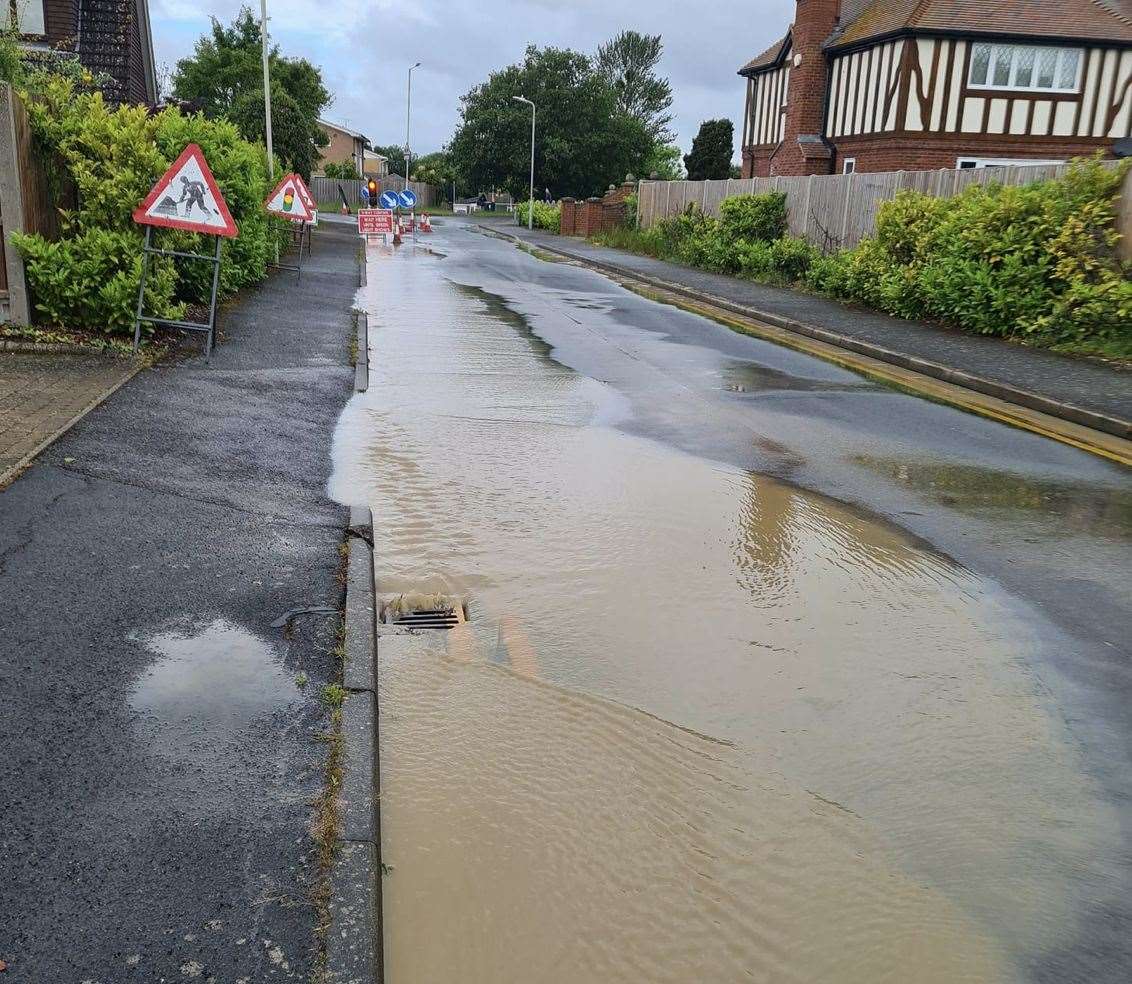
[326,245,382,982]
[327,510,380,984]
[484,225,1132,457]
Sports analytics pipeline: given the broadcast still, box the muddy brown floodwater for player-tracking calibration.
[329,236,1124,984]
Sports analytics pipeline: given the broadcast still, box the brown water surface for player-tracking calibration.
[330,240,1122,983]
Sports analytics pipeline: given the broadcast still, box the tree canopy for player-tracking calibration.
[595,31,674,144]
[371,144,407,177]
[684,119,734,180]
[171,7,330,178]
[447,44,654,200]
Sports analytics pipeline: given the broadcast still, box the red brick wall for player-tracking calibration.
[775,0,840,176]
[558,183,635,235]
[560,198,578,236]
[833,133,1117,173]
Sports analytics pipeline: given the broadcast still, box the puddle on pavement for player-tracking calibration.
[721,359,876,394]
[330,239,1124,983]
[853,454,1132,538]
[130,619,295,740]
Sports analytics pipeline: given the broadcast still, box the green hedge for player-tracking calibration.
[12,74,288,337]
[516,200,561,233]
[593,162,1131,357]
[811,158,1131,354]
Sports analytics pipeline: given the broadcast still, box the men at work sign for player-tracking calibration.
[133,144,238,237]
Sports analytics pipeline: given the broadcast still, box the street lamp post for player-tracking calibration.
[512,95,535,231]
[259,0,274,180]
[405,62,421,190]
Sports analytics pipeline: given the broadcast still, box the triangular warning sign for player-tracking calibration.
[133,144,238,238]
[293,174,317,213]
[265,173,315,222]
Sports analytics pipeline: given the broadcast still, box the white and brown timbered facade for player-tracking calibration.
[740,0,1132,177]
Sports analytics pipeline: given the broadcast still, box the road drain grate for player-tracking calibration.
[381,594,467,631]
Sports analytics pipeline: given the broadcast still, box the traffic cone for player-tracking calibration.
[393,219,403,246]
[420,212,433,233]
[340,201,348,215]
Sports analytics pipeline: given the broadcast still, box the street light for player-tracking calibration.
[260,1,277,263]
[406,62,421,189]
[512,95,535,231]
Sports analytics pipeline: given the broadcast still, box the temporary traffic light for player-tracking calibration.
[367,178,378,205]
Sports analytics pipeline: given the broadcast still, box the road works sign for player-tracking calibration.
[292,174,318,225]
[265,173,315,222]
[358,209,394,236]
[133,143,238,237]
[379,190,400,209]
[398,189,417,209]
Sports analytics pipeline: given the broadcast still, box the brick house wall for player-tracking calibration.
[317,126,363,174]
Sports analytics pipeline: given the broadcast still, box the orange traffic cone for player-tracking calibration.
[393,219,403,246]
[420,212,433,233]
[340,201,348,215]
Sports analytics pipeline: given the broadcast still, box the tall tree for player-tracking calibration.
[371,144,407,177]
[171,7,330,178]
[594,31,674,143]
[447,45,653,200]
[684,119,734,180]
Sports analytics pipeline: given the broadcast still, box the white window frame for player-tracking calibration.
[957,157,1066,170]
[842,158,857,175]
[968,43,1083,95]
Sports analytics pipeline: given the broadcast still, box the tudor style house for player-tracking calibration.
[739,0,1132,176]
[4,0,158,105]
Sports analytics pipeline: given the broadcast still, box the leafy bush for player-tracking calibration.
[12,228,182,331]
[13,74,287,336]
[594,158,1131,357]
[817,157,1131,353]
[719,192,787,243]
[516,199,561,232]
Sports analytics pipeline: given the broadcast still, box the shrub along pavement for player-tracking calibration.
[591,158,1132,360]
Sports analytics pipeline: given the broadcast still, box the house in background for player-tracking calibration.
[739,0,1132,176]
[4,0,157,105]
[363,149,389,177]
[316,119,367,175]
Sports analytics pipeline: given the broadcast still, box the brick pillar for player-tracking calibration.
[579,198,603,237]
[559,198,577,235]
[773,0,840,177]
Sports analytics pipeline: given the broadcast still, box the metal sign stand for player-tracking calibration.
[132,225,224,361]
[270,221,307,282]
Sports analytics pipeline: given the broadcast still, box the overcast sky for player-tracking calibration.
[151,0,796,161]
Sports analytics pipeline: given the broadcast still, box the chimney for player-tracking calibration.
[774,0,841,176]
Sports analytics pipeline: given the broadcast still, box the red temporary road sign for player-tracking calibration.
[133,143,238,238]
[265,173,315,222]
[293,174,317,213]
[358,209,394,235]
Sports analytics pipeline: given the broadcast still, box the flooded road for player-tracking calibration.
[330,223,1132,983]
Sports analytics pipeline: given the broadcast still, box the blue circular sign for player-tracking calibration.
[398,189,418,209]
[379,190,400,209]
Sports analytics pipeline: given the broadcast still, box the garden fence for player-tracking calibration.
[637,162,1124,252]
[309,174,438,209]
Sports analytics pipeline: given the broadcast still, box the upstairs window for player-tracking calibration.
[969,43,1081,93]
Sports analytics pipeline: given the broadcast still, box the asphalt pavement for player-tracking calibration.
[0,223,358,981]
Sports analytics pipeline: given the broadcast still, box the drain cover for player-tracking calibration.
[381,594,467,631]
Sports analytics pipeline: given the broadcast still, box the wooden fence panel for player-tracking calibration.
[309,175,438,209]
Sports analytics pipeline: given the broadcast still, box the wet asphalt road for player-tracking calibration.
[0,224,357,981]
[428,218,1132,982]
